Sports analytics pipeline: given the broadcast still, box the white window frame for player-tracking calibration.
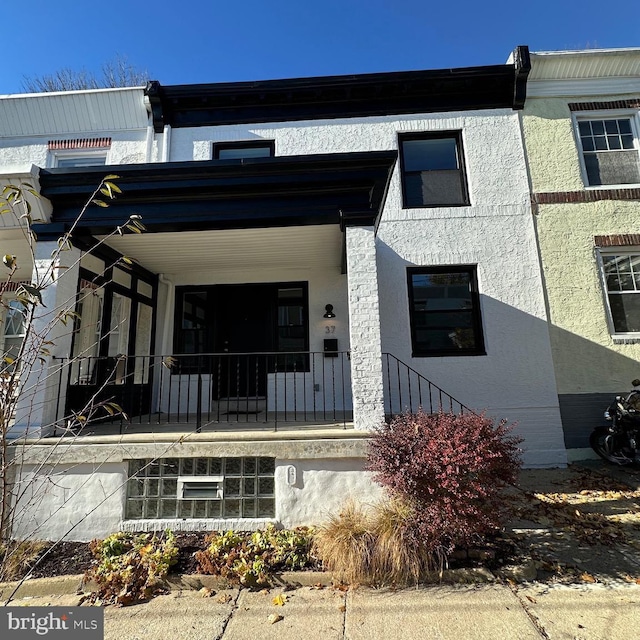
[573,110,640,189]
[1,298,27,371]
[50,150,109,168]
[597,247,640,338]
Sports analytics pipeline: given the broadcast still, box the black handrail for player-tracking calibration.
[382,353,476,417]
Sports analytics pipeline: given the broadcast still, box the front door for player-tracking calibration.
[214,284,274,399]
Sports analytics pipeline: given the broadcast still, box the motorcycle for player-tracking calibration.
[590,379,640,465]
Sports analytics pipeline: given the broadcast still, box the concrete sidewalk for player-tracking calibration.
[5,582,640,639]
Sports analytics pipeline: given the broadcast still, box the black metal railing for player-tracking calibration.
[53,351,353,432]
[382,353,476,417]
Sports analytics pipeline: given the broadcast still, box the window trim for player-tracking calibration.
[212,140,275,160]
[597,247,640,337]
[406,265,485,357]
[398,131,470,209]
[573,110,640,190]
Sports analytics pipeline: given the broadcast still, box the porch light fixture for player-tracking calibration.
[323,304,336,319]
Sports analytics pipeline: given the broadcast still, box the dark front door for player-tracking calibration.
[214,285,274,399]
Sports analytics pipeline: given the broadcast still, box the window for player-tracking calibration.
[213,140,275,160]
[54,154,107,168]
[407,266,485,356]
[577,117,640,186]
[173,283,309,371]
[125,457,275,520]
[601,253,640,334]
[2,300,26,369]
[399,132,469,207]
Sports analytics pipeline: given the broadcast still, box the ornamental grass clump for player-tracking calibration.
[367,410,522,556]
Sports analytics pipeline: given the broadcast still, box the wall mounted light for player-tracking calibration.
[323,304,336,319]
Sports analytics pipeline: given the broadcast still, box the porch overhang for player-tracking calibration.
[35,151,397,239]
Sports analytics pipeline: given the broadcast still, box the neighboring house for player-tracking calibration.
[1,47,568,542]
[522,48,640,458]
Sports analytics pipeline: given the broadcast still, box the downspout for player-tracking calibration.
[161,125,172,162]
[145,124,154,163]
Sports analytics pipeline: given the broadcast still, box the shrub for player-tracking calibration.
[195,525,315,587]
[83,531,178,606]
[367,410,522,555]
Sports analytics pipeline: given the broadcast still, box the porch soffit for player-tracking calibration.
[100,225,344,274]
[37,151,397,237]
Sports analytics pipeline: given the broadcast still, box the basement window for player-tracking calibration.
[125,457,275,520]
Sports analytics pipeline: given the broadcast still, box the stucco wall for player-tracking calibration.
[522,95,639,193]
[535,201,640,394]
[0,130,148,170]
[12,439,377,541]
[522,93,640,450]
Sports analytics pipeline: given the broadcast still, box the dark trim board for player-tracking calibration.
[38,152,397,235]
[558,393,614,449]
[145,46,530,131]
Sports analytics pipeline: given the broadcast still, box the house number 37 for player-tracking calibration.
[325,325,336,334]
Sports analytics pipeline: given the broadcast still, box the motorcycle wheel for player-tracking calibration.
[589,427,634,465]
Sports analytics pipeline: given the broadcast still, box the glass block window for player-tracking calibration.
[602,254,640,333]
[577,118,640,186]
[125,457,276,520]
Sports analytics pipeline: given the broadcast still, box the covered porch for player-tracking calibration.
[16,152,398,438]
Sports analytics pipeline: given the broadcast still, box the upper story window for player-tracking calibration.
[48,138,111,168]
[600,252,640,334]
[213,140,275,160]
[55,154,108,168]
[399,132,469,208]
[407,266,485,357]
[576,117,640,187]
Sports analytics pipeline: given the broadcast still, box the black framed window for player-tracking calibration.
[399,132,469,208]
[213,140,275,160]
[407,266,485,357]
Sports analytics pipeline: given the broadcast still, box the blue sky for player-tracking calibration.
[3,0,639,94]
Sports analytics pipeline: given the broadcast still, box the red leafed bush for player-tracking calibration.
[367,411,522,554]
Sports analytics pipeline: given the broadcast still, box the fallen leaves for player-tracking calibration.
[267,613,283,625]
[272,593,288,606]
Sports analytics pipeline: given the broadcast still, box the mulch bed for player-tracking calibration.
[10,531,518,582]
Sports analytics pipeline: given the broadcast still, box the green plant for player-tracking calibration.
[83,531,178,606]
[195,525,316,587]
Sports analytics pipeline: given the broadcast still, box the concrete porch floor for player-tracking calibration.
[47,413,355,442]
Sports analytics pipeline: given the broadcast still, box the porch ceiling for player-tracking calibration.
[100,224,343,273]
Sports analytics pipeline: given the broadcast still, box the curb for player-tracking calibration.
[2,561,528,601]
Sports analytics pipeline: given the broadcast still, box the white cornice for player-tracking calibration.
[527,77,640,98]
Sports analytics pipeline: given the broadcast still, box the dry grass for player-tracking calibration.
[313,500,375,583]
[314,499,444,586]
[0,540,47,582]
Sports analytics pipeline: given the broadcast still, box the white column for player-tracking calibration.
[12,242,81,439]
[345,226,385,431]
